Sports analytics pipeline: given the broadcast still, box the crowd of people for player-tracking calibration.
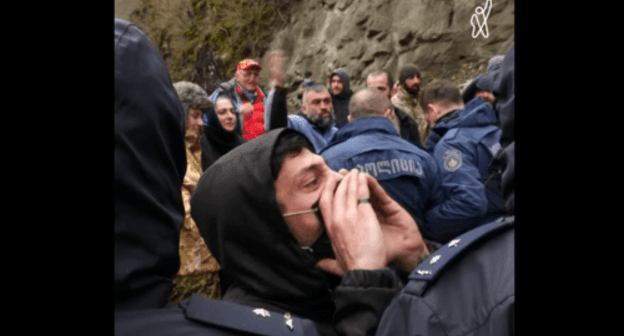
[115,17,514,336]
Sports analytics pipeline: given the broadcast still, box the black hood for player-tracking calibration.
[191,128,338,321]
[329,68,353,99]
[114,19,187,311]
[489,43,515,215]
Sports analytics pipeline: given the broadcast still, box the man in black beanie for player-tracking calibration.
[392,64,430,145]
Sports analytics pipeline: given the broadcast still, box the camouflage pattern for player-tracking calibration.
[391,86,430,146]
[173,81,213,118]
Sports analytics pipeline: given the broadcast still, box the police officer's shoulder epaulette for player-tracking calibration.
[443,128,459,140]
[182,294,318,336]
[407,216,514,293]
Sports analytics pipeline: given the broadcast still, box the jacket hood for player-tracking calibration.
[114,19,187,311]
[491,43,515,214]
[190,128,338,320]
[329,68,353,98]
[461,55,504,103]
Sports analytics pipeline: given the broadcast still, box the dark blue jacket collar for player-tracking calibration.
[326,117,399,148]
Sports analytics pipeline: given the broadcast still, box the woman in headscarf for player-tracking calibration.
[170,81,222,304]
[201,96,247,171]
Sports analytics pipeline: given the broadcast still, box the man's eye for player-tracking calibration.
[303,178,318,188]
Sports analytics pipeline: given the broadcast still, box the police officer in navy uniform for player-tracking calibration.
[377,43,515,336]
[114,18,320,336]
[315,42,515,336]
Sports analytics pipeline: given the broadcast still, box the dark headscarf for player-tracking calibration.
[201,97,246,171]
[191,128,339,323]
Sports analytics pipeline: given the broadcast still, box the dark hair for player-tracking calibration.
[398,64,422,88]
[271,130,316,180]
[304,71,312,78]
[419,79,462,110]
[367,70,394,89]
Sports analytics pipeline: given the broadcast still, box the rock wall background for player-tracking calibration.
[116,0,514,112]
[266,0,514,111]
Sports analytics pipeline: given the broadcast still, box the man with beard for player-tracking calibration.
[367,70,423,149]
[328,68,353,128]
[392,64,430,145]
[266,83,339,152]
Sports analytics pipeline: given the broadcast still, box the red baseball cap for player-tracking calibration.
[237,59,262,71]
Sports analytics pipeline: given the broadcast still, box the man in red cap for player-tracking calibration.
[207,59,267,141]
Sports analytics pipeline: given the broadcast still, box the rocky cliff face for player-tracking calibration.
[261,0,514,111]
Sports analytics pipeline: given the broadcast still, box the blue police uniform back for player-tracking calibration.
[376,215,514,336]
[320,117,443,228]
[424,97,504,244]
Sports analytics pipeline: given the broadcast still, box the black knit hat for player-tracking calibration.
[398,64,422,88]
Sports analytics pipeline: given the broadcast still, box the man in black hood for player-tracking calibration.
[190,127,429,335]
[115,19,324,336]
[191,129,341,330]
[328,68,353,128]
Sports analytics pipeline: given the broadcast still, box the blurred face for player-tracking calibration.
[235,67,261,92]
[186,107,204,134]
[404,75,422,96]
[366,74,391,99]
[274,148,341,247]
[215,99,236,132]
[330,75,344,95]
[302,90,332,119]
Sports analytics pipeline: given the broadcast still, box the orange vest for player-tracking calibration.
[237,84,266,140]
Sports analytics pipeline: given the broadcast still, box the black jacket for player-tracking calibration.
[114,19,187,312]
[395,107,424,149]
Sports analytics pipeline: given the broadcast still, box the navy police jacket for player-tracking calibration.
[320,117,443,229]
[424,97,504,244]
[376,216,514,336]
[115,294,321,336]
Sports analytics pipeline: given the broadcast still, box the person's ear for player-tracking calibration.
[347,114,352,122]
[383,108,392,120]
[390,83,399,97]
[301,103,308,116]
